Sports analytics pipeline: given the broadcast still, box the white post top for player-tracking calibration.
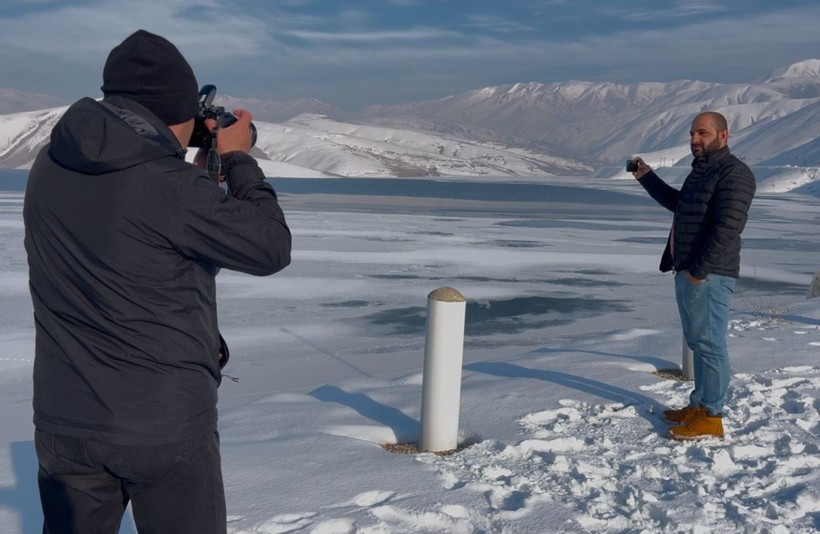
[428,286,465,302]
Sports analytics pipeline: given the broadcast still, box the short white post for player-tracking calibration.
[420,287,466,453]
[681,336,694,380]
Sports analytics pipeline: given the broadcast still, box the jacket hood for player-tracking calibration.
[48,96,186,175]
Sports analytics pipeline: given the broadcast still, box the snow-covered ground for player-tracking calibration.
[0,177,818,533]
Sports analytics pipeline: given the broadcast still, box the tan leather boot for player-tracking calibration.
[668,407,724,440]
[662,405,698,424]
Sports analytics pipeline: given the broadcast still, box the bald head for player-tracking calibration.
[695,112,728,132]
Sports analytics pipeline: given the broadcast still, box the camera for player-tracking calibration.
[625,158,639,172]
[189,84,257,149]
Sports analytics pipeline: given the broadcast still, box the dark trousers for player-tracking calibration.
[35,429,226,534]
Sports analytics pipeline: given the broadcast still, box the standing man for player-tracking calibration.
[631,111,755,441]
[24,30,291,533]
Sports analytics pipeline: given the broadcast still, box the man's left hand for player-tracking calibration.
[685,271,706,284]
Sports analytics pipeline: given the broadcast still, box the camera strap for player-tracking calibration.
[205,124,221,183]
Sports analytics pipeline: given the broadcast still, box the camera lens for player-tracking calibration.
[249,123,257,148]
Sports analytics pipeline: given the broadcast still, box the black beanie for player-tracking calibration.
[101,29,199,125]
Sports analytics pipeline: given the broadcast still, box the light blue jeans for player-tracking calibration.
[674,271,735,416]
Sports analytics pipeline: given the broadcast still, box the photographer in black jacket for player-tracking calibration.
[24,29,291,533]
[631,111,755,441]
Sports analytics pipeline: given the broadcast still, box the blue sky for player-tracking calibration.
[1,0,819,110]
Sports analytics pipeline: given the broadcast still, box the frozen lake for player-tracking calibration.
[0,174,818,533]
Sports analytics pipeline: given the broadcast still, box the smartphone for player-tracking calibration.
[625,159,639,172]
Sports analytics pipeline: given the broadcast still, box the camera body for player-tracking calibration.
[625,158,639,172]
[189,84,257,149]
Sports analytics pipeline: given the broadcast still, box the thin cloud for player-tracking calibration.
[0,0,272,63]
[286,27,464,44]
[622,1,730,23]
[465,14,537,34]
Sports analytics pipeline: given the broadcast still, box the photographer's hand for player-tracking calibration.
[631,156,652,180]
[208,109,255,155]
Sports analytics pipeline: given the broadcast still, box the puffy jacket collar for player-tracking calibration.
[48,96,187,175]
[691,146,731,173]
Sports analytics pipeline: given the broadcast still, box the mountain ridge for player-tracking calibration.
[1,59,819,194]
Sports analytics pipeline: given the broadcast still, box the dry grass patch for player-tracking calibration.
[382,442,471,456]
[653,368,692,381]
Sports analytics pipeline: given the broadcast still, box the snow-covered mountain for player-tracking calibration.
[764,58,820,84]
[360,59,820,168]
[0,107,589,179]
[0,106,67,168]
[214,95,343,124]
[252,114,587,178]
[2,59,820,191]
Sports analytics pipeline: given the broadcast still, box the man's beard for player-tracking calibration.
[691,137,722,157]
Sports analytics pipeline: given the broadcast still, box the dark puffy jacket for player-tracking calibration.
[638,146,755,279]
[24,96,291,446]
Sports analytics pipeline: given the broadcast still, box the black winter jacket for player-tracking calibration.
[638,147,755,279]
[24,96,291,445]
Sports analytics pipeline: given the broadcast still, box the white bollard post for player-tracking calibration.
[681,336,694,380]
[420,287,466,453]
